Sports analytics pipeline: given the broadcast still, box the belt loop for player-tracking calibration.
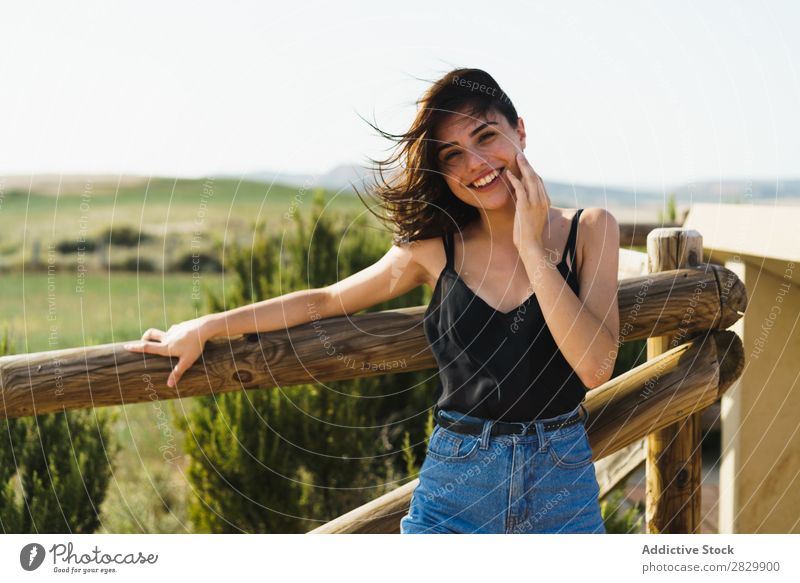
[534,420,548,453]
[479,418,495,450]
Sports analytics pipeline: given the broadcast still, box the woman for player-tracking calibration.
[124,68,620,534]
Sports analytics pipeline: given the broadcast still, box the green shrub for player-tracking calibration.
[172,251,223,273]
[55,238,97,254]
[186,191,435,533]
[0,328,119,533]
[100,225,152,247]
[601,478,645,534]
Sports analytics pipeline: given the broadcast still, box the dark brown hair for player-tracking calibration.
[356,68,519,244]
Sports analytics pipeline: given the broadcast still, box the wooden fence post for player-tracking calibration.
[645,228,704,533]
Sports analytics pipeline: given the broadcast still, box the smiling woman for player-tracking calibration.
[356,69,525,243]
[124,67,618,534]
[357,68,617,533]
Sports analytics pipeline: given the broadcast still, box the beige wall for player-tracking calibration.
[685,204,800,533]
[717,256,799,533]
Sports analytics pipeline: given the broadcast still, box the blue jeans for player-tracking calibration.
[400,403,606,534]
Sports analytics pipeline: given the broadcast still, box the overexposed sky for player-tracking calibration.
[1,0,798,189]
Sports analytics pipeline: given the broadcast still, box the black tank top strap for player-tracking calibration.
[442,231,455,269]
[563,208,584,270]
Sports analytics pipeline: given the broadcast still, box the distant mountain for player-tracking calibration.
[541,178,800,221]
[670,179,800,201]
[235,165,800,202]
[227,164,376,193]
[232,165,800,221]
[4,169,796,224]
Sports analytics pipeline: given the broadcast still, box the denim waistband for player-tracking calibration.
[437,402,584,428]
[435,403,587,453]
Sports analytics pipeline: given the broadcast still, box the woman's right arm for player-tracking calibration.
[203,241,427,338]
[124,242,427,387]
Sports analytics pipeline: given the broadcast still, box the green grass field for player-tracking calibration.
[0,177,371,270]
[0,178,378,532]
[0,271,226,352]
[0,176,377,349]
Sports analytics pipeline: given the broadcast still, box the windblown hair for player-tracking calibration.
[356,68,519,244]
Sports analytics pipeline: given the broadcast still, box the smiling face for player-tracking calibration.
[434,107,527,211]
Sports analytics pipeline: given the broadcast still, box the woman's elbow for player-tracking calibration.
[579,334,618,389]
[581,368,613,390]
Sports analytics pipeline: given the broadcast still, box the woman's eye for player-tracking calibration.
[478,131,496,142]
[443,150,461,162]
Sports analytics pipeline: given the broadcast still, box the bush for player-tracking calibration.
[601,478,645,534]
[186,191,435,533]
[100,225,152,247]
[0,328,119,533]
[172,251,223,273]
[55,238,97,254]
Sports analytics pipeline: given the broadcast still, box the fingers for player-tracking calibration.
[505,169,528,206]
[516,153,544,199]
[123,340,171,357]
[515,152,554,237]
[516,153,539,203]
[122,340,195,388]
[167,356,192,389]
[534,172,551,206]
[142,328,165,342]
[533,172,551,235]
[517,152,552,207]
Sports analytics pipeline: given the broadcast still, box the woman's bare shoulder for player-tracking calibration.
[579,207,618,231]
[399,234,446,289]
[575,207,619,270]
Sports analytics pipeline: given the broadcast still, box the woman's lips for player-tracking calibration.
[471,167,504,191]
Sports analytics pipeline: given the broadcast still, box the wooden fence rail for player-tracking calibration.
[0,264,745,421]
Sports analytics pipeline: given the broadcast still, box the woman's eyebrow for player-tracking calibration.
[436,121,499,155]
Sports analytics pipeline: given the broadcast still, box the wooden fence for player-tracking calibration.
[0,227,747,534]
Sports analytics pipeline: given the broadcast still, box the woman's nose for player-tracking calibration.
[463,148,488,174]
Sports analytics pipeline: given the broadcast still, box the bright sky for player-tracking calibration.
[1,0,797,190]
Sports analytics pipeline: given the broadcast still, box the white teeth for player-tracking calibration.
[472,169,500,188]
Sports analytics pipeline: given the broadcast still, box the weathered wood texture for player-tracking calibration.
[0,265,746,421]
[646,228,704,534]
[620,222,682,248]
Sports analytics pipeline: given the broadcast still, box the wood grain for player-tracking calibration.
[0,265,746,421]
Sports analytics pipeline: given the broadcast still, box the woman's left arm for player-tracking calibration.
[508,155,620,389]
[523,208,620,388]
[522,208,619,389]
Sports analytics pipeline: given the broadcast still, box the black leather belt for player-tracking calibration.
[437,408,584,436]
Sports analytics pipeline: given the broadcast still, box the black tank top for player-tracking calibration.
[423,209,586,422]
